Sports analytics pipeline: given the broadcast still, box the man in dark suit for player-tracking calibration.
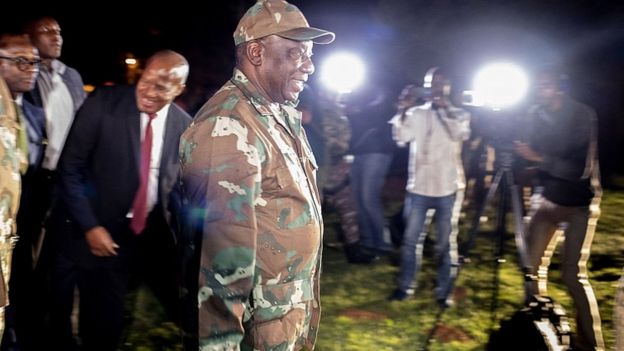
[47,50,191,351]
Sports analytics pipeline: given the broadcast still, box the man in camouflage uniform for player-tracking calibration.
[179,1,334,350]
[0,33,38,343]
[0,72,28,344]
[316,92,375,264]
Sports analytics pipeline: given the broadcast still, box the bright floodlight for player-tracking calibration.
[320,52,365,94]
[473,63,528,110]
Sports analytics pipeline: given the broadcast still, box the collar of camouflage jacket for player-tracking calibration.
[230,68,303,137]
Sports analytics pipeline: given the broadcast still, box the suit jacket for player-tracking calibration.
[26,61,87,114]
[20,99,46,170]
[56,85,191,241]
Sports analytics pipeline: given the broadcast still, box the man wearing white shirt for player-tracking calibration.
[47,50,191,351]
[388,68,470,306]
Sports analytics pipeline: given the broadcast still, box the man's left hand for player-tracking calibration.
[514,141,544,162]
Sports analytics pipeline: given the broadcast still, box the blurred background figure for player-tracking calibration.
[299,86,376,264]
[515,65,604,350]
[346,83,396,256]
[388,68,470,305]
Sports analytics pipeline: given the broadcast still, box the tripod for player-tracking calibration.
[461,148,531,324]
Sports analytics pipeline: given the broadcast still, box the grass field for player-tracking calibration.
[315,186,624,351]
[123,182,624,350]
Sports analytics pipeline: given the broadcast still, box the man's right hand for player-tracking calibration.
[396,84,419,113]
[85,226,119,256]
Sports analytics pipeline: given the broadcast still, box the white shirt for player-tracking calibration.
[390,102,470,197]
[38,60,74,170]
[141,106,169,214]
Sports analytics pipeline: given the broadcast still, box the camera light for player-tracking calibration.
[320,52,366,94]
[473,62,528,110]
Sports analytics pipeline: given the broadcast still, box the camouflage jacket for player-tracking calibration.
[180,69,323,351]
[316,100,351,191]
[0,78,26,308]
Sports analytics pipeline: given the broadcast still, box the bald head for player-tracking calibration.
[145,50,189,85]
[135,50,189,114]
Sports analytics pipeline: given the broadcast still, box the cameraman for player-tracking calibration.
[515,65,604,350]
[387,68,470,305]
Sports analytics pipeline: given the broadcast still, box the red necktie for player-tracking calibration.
[130,113,157,234]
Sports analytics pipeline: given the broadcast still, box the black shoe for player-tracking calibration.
[387,289,410,301]
[437,297,454,309]
[344,243,378,264]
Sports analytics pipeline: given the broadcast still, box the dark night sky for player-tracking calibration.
[4,0,624,177]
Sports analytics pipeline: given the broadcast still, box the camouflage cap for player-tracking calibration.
[234,0,335,46]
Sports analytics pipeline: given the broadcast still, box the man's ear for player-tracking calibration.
[246,41,264,66]
[173,83,186,98]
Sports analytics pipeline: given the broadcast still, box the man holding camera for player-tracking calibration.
[388,68,470,306]
[515,66,604,350]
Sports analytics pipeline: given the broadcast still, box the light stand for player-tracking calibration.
[463,145,530,323]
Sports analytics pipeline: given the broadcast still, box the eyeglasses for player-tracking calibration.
[0,56,42,71]
[287,47,313,64]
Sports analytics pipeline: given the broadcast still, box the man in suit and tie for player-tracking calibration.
[47,50,191,351]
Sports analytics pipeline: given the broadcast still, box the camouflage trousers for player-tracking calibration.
[324,183,360,245]
[616,269,624,351]
[0,234,16,345]
[322,161,359,245]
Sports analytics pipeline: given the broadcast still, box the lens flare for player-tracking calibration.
[320,53,365,94]
[473,63,528,110]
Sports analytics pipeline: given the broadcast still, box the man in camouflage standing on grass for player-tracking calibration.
[179,1,334,350]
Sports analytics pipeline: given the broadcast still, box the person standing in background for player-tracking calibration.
[299,87,376,264]
[388,68,470,305]
[346,83,397,256]
[515,65,604,350]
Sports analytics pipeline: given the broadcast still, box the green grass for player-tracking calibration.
[316,188,624,351]
[125,188,624,350]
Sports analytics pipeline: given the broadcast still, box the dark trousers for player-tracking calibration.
[47,210,180,351]
[3,169,56,351]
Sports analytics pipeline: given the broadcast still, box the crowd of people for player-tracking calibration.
[0,0,620,350]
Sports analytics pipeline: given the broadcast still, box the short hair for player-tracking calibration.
[535,63,568,92]
[23,16,58,36]
[235,42,248,66]
[0,33,33,51]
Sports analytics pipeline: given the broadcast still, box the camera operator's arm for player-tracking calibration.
[389,107,418,146]
[514,141,544,163]
[437,103,471,141]
[389,84,421,146]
